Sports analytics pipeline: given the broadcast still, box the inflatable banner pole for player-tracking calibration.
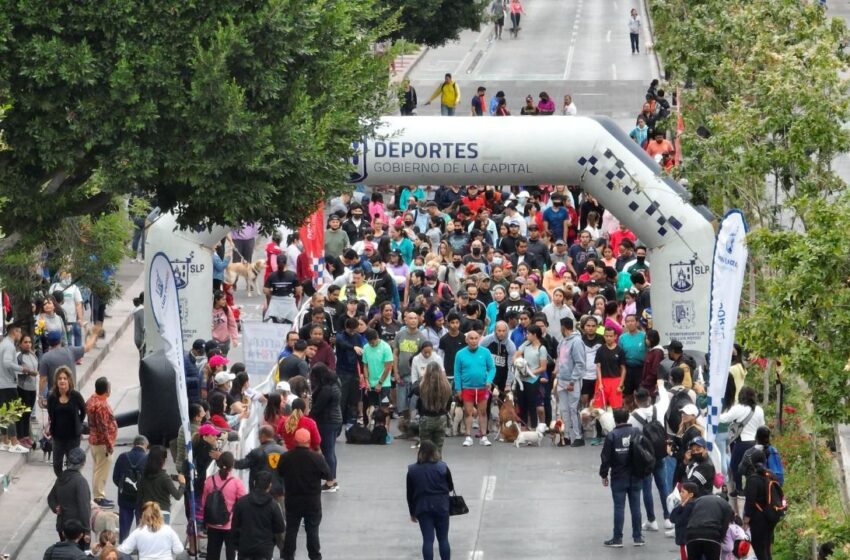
[299,203,325,289]
[148,252,197,547]
[705,210,749,449]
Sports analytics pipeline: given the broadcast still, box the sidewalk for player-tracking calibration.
[0,258,145,558]
[390,45,429,85]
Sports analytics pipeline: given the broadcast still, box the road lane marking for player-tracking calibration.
[469,552,484,560]
[484,475,497,501]
[563,0,583,79]
[612,63,618,80]
[606,29,611,43]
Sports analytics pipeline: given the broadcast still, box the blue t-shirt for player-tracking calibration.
[619,331,646,366]
[542,206,569,240]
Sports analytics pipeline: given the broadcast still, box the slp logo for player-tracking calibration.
[670,261,694,292]
[725,230,737,254]
[170,252,194,290]
[672,301,696,329]
[349,140,368,183]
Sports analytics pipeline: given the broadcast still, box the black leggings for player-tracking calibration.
[750,515,775,560]
[686,540,721,560]
[206,527,236,560]
[16,389,36,439]
[519,380,540,428]
[510,12,521,29]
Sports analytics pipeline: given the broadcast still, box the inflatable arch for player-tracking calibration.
[352,116,715,352]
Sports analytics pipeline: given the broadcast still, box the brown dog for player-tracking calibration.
[225,259,265,296]
[498,392,521,443]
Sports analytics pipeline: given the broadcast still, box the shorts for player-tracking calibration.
[396,379,412,412]
[622,365,643,396]
[594,377,624,409]
[461,388,490,404]
[367,386,391,407]
[580,379,597,398]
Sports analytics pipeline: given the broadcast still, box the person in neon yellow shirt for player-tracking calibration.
[425,73,461,116]
[347,268,376,307]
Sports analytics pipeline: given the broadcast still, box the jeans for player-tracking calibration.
[207,526,236,560]
[630,33,640,53]
[440,105,455,116]
[730,440,756,494]
[419,415,447,452]
[338,373,359,425]
[418,511,451,560]
[16,388,36,439]
[118,505,139,542]
[642,459,669,522]
[715,430,730,479]
[68,321,82,347]
[53,436,81,476]
[686,539,721,559]
[610,476,642,541]
[283,506,322,560]
[318,423,340,479]
[662,455,677,498]
[557,383,582,441]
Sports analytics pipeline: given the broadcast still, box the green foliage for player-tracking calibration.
[0,0,395,239]
[381,0,488,47]
[739,193,850,425]
[0,398,30,426]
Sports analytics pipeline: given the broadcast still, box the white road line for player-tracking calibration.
[563,0,583,79]
[606,30,611,43]
[479,476,488,500]
[468,552,484,560]
[612,63,618,80]
[484,475,497,501]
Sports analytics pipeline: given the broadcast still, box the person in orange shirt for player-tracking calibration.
[645,131,675,160]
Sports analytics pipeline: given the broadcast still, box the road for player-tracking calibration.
[407,0,659,132]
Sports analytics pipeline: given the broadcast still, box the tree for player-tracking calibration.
[0,0,394,251]
[381,0,489,47]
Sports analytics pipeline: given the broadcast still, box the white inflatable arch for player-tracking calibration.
[352,116,715,351]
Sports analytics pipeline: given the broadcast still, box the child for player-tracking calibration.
[721,518,751,560]
[670,482,699,560]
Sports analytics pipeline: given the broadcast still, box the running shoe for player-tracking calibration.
[462,436,474,447]
[480,436,492,446]
[603,539,623,548]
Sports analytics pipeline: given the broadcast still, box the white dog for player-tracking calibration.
[580,406,616,435]
[447,399,465,436]
[514,422,549,447]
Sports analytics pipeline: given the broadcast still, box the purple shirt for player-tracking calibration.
[231,223,259,240]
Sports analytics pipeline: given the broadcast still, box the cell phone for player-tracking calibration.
[171,474,180,482]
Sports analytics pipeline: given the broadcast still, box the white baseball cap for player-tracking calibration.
[214,372,236,385]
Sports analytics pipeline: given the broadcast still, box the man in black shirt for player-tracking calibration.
[277,340,311,381]
[632,272,651,320]
[498,281,534,322]
[277,428,331,560]
[595,327,626,410]
[439,312,466,381]
[298,307,332,342]
[264,255,300,325]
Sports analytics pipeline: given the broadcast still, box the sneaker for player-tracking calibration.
[480,436,492,446]
[664,518,673,530]
[642,520,659,532]
[462,436,474,447]
[94,498,114,509]
[0,443,9,452]
[8,444,29,454]
[590,438,602,446]
[634,537,646,547]
[665,528,675,538]
[603,538,623,548]
[321,483,338,493]
[570,438,585,447]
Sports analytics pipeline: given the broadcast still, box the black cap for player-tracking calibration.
[192,339,206,352]
[588,279,600,287]
[204,340,221,355]
[666,340,684,353]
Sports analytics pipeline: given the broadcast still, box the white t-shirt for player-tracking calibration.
[118,525,184,560]
[410,352,444,384]
[49,283,82,323]
[718,404,765,442]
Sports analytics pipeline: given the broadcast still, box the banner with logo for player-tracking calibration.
[241,321,289,386]
[148,252,197,535]
[705,210,749,447]
[299,203,325,288]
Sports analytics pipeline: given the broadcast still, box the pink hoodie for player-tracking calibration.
[212,306,239,346]
[201,471,247,530]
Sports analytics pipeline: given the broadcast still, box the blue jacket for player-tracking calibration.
[453,346,495,392]
[335,330,366,375]
[184,352,202,404]
[112,446,148,508]
[406,461,453,517]
[213,253,230,282]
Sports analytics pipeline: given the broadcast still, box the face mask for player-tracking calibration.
[493,256,503,265]
[472,248,481,256]
[61,277,71,287]
[510,290,520,299]
[637,256,645,263]
[405,222,414,227]
[552,201,561,207]
[453,261,462,268]
[411,264,424,272]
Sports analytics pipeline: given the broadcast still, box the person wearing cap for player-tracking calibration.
[599,408,645,547]
[342,202,371,244]
[526,224,552,270]
[277,427,331,560]
[672,400,704,479]
[550,239,570,267]
[211,367,238,408]
[38,323,102,398]
[49,447,92,548]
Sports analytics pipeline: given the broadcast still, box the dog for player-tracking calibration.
[397,416,419,439]
[514,422,549,447]
[549,417,567,446]
[225,259,265,296]
[498,391,521,443]
[580,406,616,436]
[447,398,465,437]
[488,389,502,435]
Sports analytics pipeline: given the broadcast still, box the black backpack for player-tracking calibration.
[119,456,144,501]
[203,476,234,526]
[629,431,656,478]
[756,473,787,525]
[632,406,668,459]
[665,389,693,434]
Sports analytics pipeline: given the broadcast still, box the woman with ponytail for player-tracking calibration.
[417,362,453,452]
[201,452,247,560]
[276,398,322,451]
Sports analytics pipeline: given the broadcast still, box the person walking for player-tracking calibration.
[508,0,525,37]
[86,377,118,509]
[407,441,453,560]
[599,408,645,548]
[232,471,286,560]
[14,331,39,448]
[112,435,149,542]
[742,448,779,560]
[0,322,31,453]
[454,330,496,447]
[277,428,332,560]
[719,386,765,508]
[424,73,461,116]
[48,447,92,550]
[628,8,641,53]
[400,79,418,116]
[202,452,247,560]
[557,317,587,447]
[136,445,185,525]
[309,363,342,492]
[417,362,453,452]
[118,501,184,559]
[46,366,87,476]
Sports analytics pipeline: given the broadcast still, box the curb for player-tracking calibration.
[642,0,665,79]
[390,46,430,85]
[1,271,143,558]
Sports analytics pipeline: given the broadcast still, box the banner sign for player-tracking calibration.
[299,203,326,289]
[705,210,749,447]
[148,252,196,534]
[241,320,289,386]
